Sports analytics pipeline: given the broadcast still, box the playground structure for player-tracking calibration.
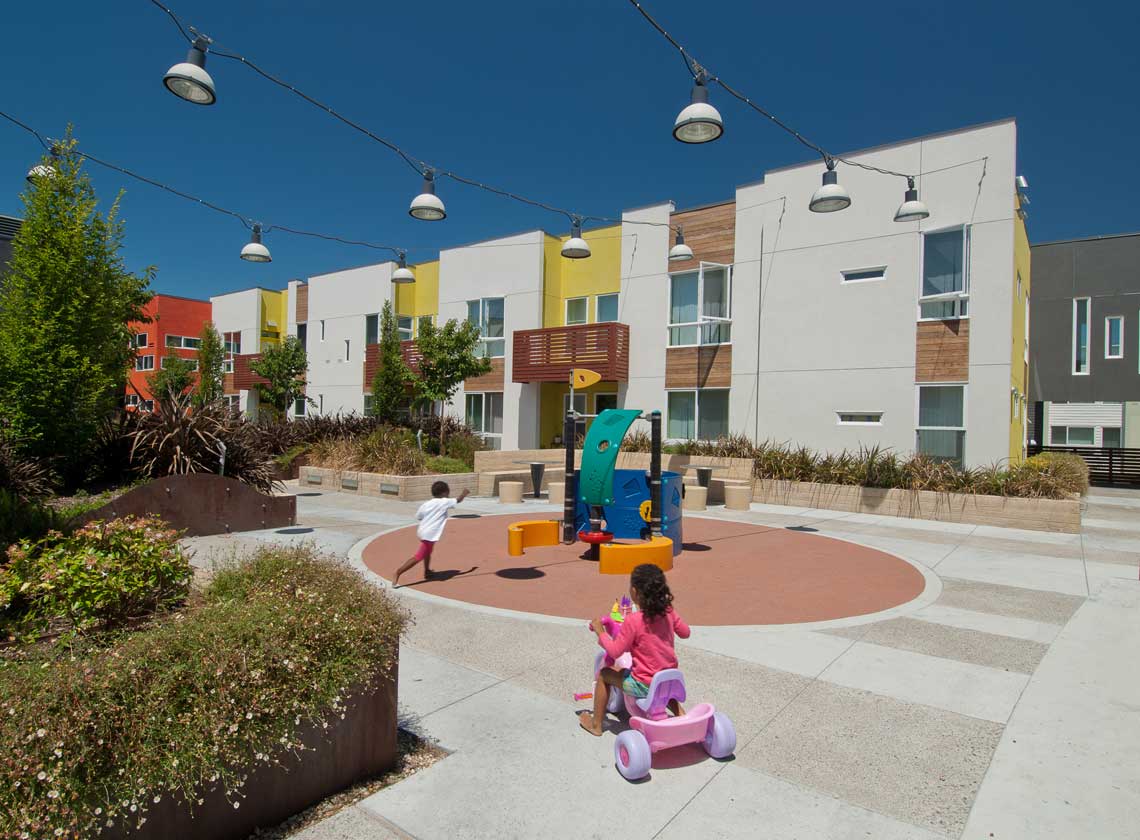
[506,370,680,574]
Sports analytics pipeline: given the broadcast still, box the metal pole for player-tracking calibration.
[563,410,577,543]
[218,441,227,476]
[650,410,662,538]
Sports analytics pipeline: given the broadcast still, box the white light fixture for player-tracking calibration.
[163,36,216,105]
[391,251,415,284]
[668,226,694,262]
[894,177,929,222]
[240,224,272,262]
[809,159,851,213]
[26,144,60,183]
[673,75,723,144]
[561,219,591,259]
[409,171,446,221]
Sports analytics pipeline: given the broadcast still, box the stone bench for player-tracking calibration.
[477,467,565,498]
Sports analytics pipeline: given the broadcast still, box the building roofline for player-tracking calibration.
[150,292,211,305]
[671,198,736,216]
[1031,231,1140,247]
[210,284,288,299]
[621,199,675,215]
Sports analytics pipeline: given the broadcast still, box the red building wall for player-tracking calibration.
[127,294,212,408]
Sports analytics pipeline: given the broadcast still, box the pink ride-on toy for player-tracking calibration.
[591,650,737,781]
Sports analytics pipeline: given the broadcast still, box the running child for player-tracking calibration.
[578,563,690,736]
[393,481,469,587]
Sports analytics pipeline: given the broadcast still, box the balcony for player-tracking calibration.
[512,322,630,383]
[363,340,423,387]
[231,354,268,390]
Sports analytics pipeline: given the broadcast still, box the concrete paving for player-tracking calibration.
[181,484,1140,839]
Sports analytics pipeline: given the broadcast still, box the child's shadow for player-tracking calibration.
[407,567,478,587]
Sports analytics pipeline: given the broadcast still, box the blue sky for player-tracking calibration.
[1,0,1137,300]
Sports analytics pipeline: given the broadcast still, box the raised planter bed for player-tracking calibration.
[299,466,479,502]
[110,672,398,840]
[753,479,1081,533]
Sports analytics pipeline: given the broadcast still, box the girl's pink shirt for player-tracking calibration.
[597,608,690,686]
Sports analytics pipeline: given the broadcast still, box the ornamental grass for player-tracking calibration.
[0,543,407,839]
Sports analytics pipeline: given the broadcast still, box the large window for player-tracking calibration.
[916,385,965,465]
[224,395,241,413]
[397,316,413,342]
[135,355,154,372]
[596,293,619,323]
[1105,316,1123,359]
[669,264,731,346]
[134,333,148,348]
[667,389,729,441]
[1051,425,1094,446]
[297,323,307,350]
[920,228,970,320]
[565,297,588,326]
[223,331,241,355]
[465,392,504,449]
[161,356,199,371]
[466,298,505,358]
[165,335,201,350]
[365,314,379,345]
[1103,427,1122,448]
[1073,298,1090,374]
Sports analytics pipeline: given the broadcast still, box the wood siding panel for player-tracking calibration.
[512,322,630,383]
[665,346,732,389]
[363,341,423,391]
[231,354,268,390]
[669,202,735,265]
[465,357,504,392]
[223,372,235,395]
[295,284,309,323]
[915,320,969,382]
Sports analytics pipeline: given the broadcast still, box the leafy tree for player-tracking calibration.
[370,301,411,423]
[193,322,226,409]
[147,352,196,406]
[412,318,491,450]
[0,132,152,488]
[249,336,308,420]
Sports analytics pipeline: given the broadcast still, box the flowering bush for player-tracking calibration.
[1,516,190,638]
[0,544,406,838]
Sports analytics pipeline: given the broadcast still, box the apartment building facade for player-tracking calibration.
[213,286,287,415]
[1028,232,1140,448]
[126,293,212,410]
[222,119,1028,466]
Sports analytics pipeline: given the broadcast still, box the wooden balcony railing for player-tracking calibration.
[231,354,268,390]
[363,340,423,387]
[512,322,630,383]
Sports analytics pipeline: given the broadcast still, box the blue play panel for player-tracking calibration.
[575,469,683,556]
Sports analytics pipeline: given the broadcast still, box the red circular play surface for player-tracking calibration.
[362,514,927,626]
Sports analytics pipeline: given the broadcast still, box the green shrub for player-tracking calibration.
[1,516,190,637]
[0,544,406,838]
[425,455,473,474]
[0,490,70,551]
[274,443,309,470]
[442,428,484,469]
[308,426,429,475]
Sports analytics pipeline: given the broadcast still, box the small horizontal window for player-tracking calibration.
[837,412,883,425]
[841,267,886,283]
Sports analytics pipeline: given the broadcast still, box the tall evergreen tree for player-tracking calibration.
[193,322,226,409]
[370,301,411,422]
[0,132,152,487]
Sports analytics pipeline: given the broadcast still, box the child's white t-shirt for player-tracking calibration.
[416,497,458,542]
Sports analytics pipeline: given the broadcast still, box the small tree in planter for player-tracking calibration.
[250,336,309,421]
[370,301,411,423]
[147,352,196,405]
[412,319,491,451]
[194,322,226,408]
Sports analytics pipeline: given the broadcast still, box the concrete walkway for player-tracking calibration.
[185,487,1140,839]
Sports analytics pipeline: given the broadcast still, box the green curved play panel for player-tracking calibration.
[578,409,642,505]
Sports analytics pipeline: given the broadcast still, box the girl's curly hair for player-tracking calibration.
[631,564,673,621]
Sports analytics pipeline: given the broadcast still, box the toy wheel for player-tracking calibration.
[703,712,737,759]
[614,730,651,781]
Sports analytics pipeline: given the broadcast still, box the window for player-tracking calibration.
[224,358,234,373]
[466,298,505,357]
[594,393,618,414]
[365,314,379,345]
[1103,427,1122,448]
[363,394,375,417]
[417,315,434,336]
[565,297,588,326]
[596,293,619,323]
[297,323,307,350]
[134,333,148,348]
[320,320,326,342]
[164,335,201,350]
[837,412,883,425]
[140,399,154,413]
[920,228,969,320]
[1105,316,1123,359]
[564,392,587,438]
[318,395,324,414]
[344,339,351,362]
[294,396,307,417]
[135,355,154,371]
[223,332,241,355]
[125,394,139,407]
[465,392,504,449]
[916,385,965,466]
[667,389,729,441]
[1051,426,1095,446]
[841,267,886,284]
[224,394,240,413]
[668,264,731,346]
[1073,298,1090,374]
[397,316,413,342]
[161,356,198,371]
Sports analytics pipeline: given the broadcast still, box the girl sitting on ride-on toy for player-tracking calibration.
[578,564,690,736]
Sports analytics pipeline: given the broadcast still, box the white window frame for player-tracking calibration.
[364,313,379,345]
[344,339,351,362]
[140,399,154,412]
[135,355,155,371]
[466,298,506,358]
[565,297,589,326]
[1102,427,1122,449]
[224,394,241,413]
[665,388,730,442]
[223,332,241,355]
[667,262,733,348]
[396,315,413,342]
[918,226,971,321]
[465,391,504,449]
[837,411,884,426]
[1050,425,1095,447]
[161,356,199,371]
[134,333,148,348]
[319,320,326,342]
[165,335,201,350]
[224,358,234,373]
[915,383,967,465]
[1072,297,1090,375]
[293,396,307,417]
[596,293,619,323]
[841,266,887,284]
[1105,315,1124,359]
[125,394,140,407]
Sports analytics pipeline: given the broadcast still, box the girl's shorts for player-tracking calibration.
[414,540,435,561]
[621,671,650,698]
